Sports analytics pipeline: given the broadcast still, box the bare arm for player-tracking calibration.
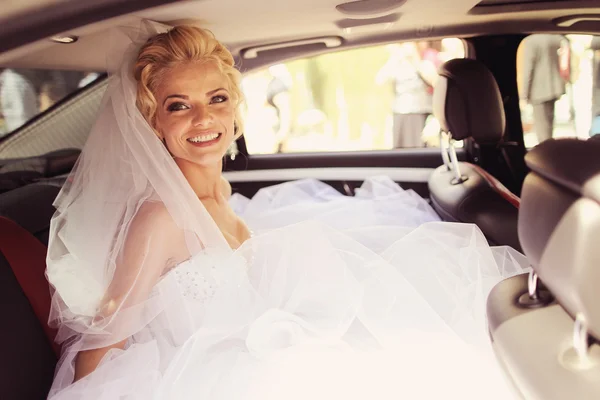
[416,59,439,87]
[74,203,186,381]
[74,340,128,381]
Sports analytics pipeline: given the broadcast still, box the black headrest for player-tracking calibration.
[519,138,600,267]
[433,58,505,144]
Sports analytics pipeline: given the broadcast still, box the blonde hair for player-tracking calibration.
[134,25,244,137]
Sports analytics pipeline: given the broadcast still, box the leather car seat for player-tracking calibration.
[486,137,600,399]
[429,58,522,251]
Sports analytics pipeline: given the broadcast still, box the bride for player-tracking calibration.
[45,21,528,399]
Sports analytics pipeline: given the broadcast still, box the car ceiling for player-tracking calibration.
[1,0,599,72]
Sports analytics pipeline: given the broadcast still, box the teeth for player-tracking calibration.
[188,133,220,143]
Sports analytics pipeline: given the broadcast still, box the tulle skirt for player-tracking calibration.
[49,177,527,399]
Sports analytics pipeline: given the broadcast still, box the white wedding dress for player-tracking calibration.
[49,176,527,399]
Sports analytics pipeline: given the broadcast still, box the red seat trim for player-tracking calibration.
[471,164,521,208]
[0,217,60,356]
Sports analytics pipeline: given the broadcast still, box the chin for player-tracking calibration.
[192,151,229,167]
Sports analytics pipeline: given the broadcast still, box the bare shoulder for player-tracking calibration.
[126,201,183,246]
[132,201,177,228]
[220,175,232,199]
[122,201,189,268]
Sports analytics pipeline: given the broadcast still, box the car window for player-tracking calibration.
[517,34,598,148]
[0,69,101,137]
[241,39,465,154]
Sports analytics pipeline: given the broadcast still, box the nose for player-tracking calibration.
[192,104,213,126]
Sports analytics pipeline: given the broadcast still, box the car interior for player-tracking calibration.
[0,0,599,398]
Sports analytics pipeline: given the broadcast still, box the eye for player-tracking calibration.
[211,95,228,104]
[167,102,190,112]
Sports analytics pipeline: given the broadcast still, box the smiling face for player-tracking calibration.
[154,62,236,167]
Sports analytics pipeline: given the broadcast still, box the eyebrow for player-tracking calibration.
[208,87,227,95]
[162,88,228,107]
[163,94,188,106]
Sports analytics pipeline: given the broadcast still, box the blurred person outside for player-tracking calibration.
[38,71,85,111]
[422,39,465,147]
[417,40,443,89]
[266,64,293,152]
[519,34,567,144]
[0,68,38,136]
[0,69,101,137]
[376,41,439,148]
[590,36,600,136]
